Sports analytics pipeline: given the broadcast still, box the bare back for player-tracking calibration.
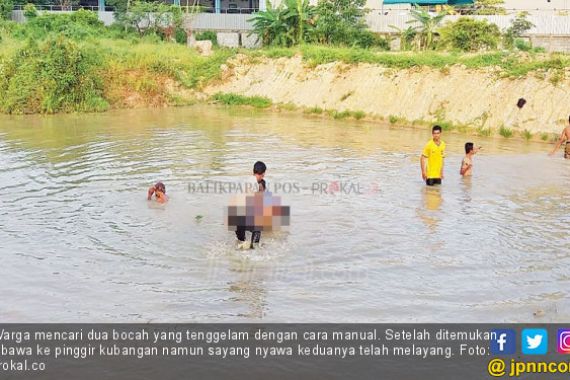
[563,126,570,141]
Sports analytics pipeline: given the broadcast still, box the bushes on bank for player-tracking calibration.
[195,30,218,46]
[438,18,501,52]
[0,36,108,114]
[0,0,13,21]
[23,3,38,18]
[249,0,389,49]
[13,9,105,40]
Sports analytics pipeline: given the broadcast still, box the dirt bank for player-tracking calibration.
[204,55,570,135]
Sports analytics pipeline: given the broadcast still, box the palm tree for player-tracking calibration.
[249,0,314,46]
[406,7,447,50]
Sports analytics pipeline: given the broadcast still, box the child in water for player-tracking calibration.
[236,161,266,250]
[460,143,481,177]
[147,182,168,203]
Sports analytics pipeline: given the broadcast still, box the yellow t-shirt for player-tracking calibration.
[422,139,446,179]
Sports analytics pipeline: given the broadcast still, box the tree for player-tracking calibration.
[312,0,370,46]
[407,7,447,50]
[389,25,417,51]
[249,0,314,46]
[438,18,501,51]
[0,0,14,20]
[504,11,534,49]
[472,0,506,15]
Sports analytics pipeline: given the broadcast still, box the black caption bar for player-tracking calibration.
[0,324,569,379]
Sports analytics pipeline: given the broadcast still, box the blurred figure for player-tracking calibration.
[147,182,168,203]
[549,116,570,159]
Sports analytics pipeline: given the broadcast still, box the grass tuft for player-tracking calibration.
[212,93,272,108]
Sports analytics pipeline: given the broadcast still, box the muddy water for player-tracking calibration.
[0,106,569,322]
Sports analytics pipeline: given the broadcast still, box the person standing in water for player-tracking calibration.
[421,125,446,186]
[460,142,481,177]
[236,161,266,250]
[549,116,570,159]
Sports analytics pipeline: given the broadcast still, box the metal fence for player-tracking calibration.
[188,13,254,30]
[10,6,570,35]
[12,4,114,11]
[365,13,570,35]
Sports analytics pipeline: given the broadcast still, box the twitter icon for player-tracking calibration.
[522,329,548,355]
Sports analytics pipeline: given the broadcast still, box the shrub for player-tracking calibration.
[352,110,365,119]
[312,0,370,47]
[212,93,272,108]
[23,3,38,19]
[499,125,513,138]
[0,36,108,114]
[522,129,533,140]
[195,30,218,46]
[0,0,13,20]
[16,11,105,40]
[504,12,534,49]
[174,27,187,44]
[331,110,351,119]
[514,38,532,51]
[305,106,323,114]
[477,127,492,136]
[388,115,401,124]
[439,18,501,52]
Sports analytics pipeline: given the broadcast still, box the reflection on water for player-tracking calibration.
[0,105,569,322]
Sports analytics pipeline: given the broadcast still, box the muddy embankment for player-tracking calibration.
[204,55,570,135]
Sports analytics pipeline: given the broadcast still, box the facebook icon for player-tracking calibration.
[491,329,516,355]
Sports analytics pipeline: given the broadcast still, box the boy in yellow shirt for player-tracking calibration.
[420,125,445,186]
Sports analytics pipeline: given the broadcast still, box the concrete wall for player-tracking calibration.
[216,32,240,47]
[530,35,570,53]
[11,10,115,25]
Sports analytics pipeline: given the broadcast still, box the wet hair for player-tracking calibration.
[432,125,442,133]
[253,161,266,175]
[465,142,474,154]
[155,182,166,193]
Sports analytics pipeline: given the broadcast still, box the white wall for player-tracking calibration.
[375,0,570,12]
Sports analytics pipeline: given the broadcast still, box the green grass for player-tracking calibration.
[499,125,513,138]
[436,120,455,131]
[389,115,402,124]
[549,69,565,86]
[330,110,351,119]
[522,129,533,141]
[278,102,298,111]
[477,127,492,137]
[304,106,323,114]
[246,45,570,78]
[212,92,272,108]
[352,110,366,120]
[540,132,550,141]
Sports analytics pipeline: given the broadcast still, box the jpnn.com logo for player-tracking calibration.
[490,329,516,355]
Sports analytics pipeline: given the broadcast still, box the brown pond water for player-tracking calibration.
[0,105,569,322]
